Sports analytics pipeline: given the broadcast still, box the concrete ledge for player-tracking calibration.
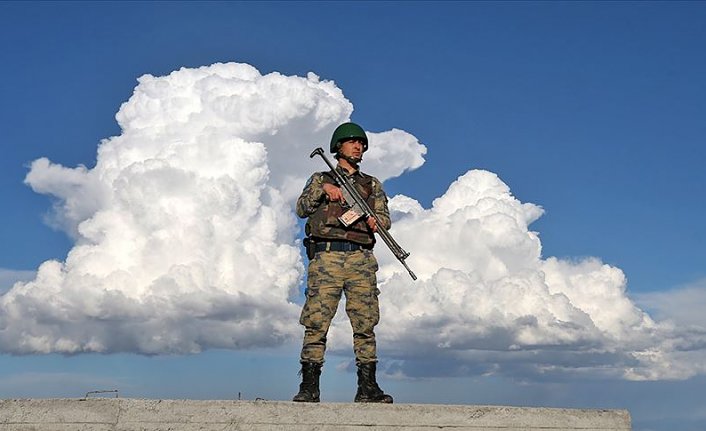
[0,398,631,430]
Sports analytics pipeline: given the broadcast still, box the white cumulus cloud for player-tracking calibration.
[0,62,425,355]
[326,170,706,381]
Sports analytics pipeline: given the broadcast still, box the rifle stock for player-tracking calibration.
[309,147,417,280]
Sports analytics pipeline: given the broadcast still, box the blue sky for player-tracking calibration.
[1,2,705,430]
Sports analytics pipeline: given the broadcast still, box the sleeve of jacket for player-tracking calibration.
[370,177,391,230]
[296,173,326,218]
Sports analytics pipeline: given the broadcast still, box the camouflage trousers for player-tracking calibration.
[299,249,380,365]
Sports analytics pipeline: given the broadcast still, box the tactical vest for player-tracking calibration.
[305,170,376,245]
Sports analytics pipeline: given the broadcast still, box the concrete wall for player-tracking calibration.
[0,398,631,431]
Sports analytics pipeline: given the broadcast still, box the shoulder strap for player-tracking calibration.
[320,170,337,184]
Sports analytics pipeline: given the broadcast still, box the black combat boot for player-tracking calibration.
[292,362,322,402]
[354,362,393,403]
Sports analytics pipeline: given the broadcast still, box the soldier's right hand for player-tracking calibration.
[323,183,344,203]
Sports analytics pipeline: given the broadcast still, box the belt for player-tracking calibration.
[314,241,372,253]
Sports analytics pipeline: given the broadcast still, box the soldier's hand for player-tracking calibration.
[366,216,377,232]
[323,183,344,203]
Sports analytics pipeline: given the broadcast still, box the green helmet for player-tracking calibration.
[329,122,369,153]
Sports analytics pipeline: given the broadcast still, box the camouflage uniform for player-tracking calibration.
[296,166,390,365]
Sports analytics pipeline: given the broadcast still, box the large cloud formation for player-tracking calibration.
[1,63,424,355]
[333,171,706,380]
[3,62,704,381]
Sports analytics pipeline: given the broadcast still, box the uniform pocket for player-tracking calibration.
[362,249,379,271]
[299,287,321,328]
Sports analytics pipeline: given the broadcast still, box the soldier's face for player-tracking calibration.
[339,139,364,162]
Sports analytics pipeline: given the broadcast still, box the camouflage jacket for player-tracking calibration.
[296,166,391,246]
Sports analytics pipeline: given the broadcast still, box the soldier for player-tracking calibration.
[293,122,393,404]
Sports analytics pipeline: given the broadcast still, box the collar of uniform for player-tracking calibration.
[335,164,362,178]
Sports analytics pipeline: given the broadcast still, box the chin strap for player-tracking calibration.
[337,153,362,165]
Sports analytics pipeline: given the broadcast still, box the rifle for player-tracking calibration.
[309,147,417,281]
